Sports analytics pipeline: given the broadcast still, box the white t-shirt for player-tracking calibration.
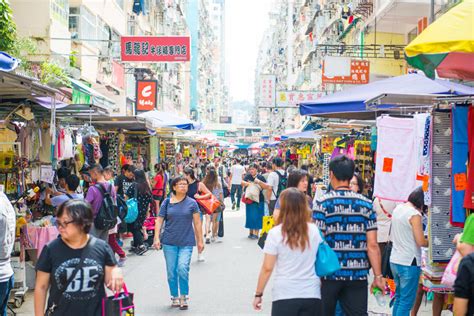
[390,203,422,266]
[263,223,322,302]
[373,198,399,243]
[230,164,245,185]
[267,169,285,200]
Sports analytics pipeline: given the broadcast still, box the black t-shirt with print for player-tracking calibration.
[36,236,117,316]
[114,175,134,197]
[454,253,474,316]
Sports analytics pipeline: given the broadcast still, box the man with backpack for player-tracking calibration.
[86,164,118,241]
[266,157,287,215]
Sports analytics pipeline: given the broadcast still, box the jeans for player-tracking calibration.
[129,224,144,248]
[390,263,421,316]
[0,275,14,316]
[272,298,321,316]
[230,185,242,207]
[321,280,368,316]
[163,245,193,297]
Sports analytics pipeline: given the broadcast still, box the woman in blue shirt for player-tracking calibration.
[153,176,204,310]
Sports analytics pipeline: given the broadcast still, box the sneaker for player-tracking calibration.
[136,245,148,256]
[210,236,216,243]
[205,237,210,244]
[128,246,137,254]
[117,257,127,267]
[171,297,180,308]
[215,236,223,243]
[117,239,124,247]
[179,295,189,310]
[232,203,236,210]
[197,253,205,262]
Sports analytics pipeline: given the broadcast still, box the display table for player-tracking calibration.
[22,225,58,259]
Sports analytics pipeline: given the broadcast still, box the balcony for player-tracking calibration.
[366,0,447,34]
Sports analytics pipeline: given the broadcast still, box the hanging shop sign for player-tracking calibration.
[121,36,191,62]
[322,57,370,84]
[135,80,158,112]
[277,91,325,107]
[259,75,276,107]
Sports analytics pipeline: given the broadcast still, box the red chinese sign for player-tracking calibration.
[322,60,370,84]
[136,80,158,112]
[121,36,190,62]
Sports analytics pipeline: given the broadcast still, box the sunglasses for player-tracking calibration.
[55,219,75,229]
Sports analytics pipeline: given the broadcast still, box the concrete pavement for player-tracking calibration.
[12,200,442,315]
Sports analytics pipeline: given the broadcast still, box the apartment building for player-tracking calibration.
[255,0,458,131]
[11,0,194,118]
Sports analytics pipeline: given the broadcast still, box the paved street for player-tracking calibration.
[14,199,441,316]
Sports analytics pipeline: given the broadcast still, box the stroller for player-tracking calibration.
[143,201,158,248]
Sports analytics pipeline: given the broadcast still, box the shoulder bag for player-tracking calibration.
[381,224,394,279]
[315,229,341,277]
[124,185,139,224]
[46,237,96,316]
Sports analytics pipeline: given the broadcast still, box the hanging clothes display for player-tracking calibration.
[463,107,474,210]
[374,116,418,202]
[430,110,463,262]
[451,106,469,226]
[414,113,432,205]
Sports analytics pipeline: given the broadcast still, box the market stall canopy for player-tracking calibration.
[299,73,474,119]
[405,0,474,80]
[281,130,321,141]
[0,52,19,72]
[70,78,115,113]
[137,110,201,130]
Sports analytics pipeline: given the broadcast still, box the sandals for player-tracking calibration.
[171,297,180,308]
[179,296,189,310]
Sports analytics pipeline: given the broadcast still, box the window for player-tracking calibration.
[51,0,69,25]
[69,6,97,45]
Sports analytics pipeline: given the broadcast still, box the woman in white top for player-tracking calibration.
[390,187,428,316]
[252,188,323,316]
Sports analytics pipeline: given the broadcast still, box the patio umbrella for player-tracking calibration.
[405,0,474,80]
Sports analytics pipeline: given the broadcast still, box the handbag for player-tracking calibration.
[258,216,274,250]
[101,283,135,316]
[441,251,462,287]
[381,224,394,279]
[241,195,254,204]
[124,186,139,224]
[46,237,95,316]
[315,230,341,277]
[245,182,261,203]
[218,212,224,237]
[196,195,221,215]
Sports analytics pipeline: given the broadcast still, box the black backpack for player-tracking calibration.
[93,184,118,230]
[274,170,288,198]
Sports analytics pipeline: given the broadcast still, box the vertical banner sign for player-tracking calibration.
[260,75,276,107]
[121,36,191,62]
[136,80,158,112]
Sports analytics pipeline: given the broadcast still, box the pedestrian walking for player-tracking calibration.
[86,164,117,241]
[313,155,385,316]
[267,157,287,215]
[153,176,204,310]
[242,163,267,239]
[301,164,315,198]
[126,169,153,255]
[34,200,123,316]
[183,167,212,262]
[202,167,224,243]
[114,164,135,197]
[229,158,245,210]
[0,191,15,316]
[253,188,323,315]
[273,169,312,222]
[390,187,429,316]
[45,174,83,208]
[152,163,165,209]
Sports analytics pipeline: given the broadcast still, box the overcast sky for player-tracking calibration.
[226,0,272,104]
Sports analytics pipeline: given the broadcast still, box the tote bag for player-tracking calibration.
[196,195,221,215]
[245,183,261,203]
[441,251,462,287]
[102,284,134,316]
[315,230,341,277]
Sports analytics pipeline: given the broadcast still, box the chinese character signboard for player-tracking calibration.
[277,91,325,107]
[322,58,370,84]
[259,75,276,107]
[135,80,158,112]
[121,36,190,62]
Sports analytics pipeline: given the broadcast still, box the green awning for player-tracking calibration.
[70,78,115,112]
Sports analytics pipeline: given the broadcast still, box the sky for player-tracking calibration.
[226,0,273,104]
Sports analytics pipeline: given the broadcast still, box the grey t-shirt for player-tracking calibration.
[159,197,199,247]
[51,193,84,207]
[0,192,15,282]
